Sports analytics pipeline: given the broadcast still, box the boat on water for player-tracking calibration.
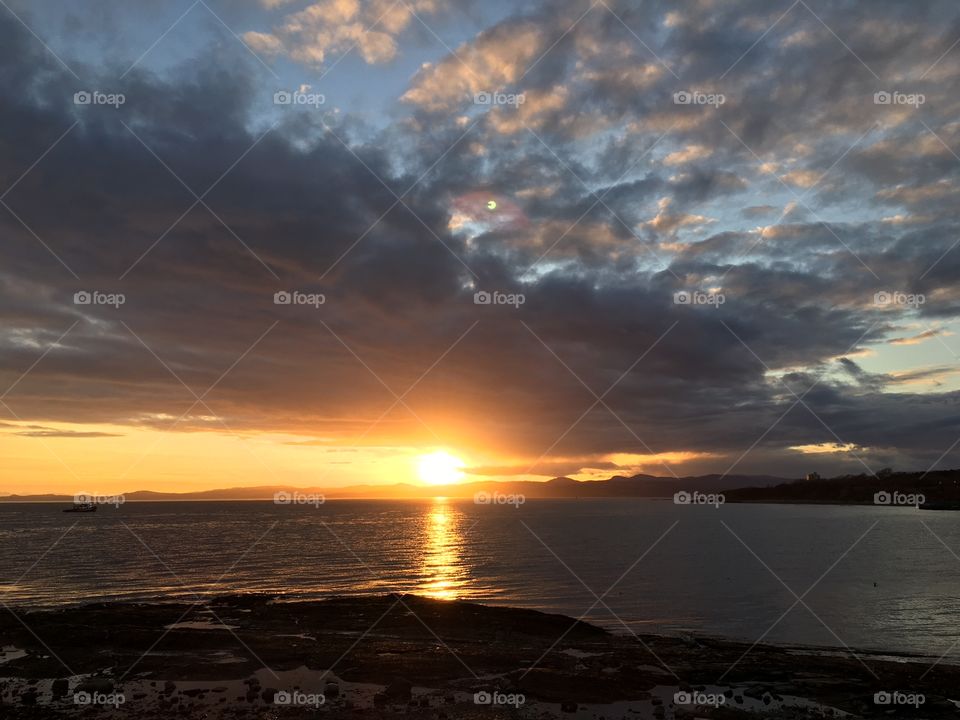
[63,502,97,513]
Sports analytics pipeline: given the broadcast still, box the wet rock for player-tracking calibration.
[384,678,412,702]
[76,677,113,694]
[1,594,956,720]
[50,678,68,698]
[926,696,957,713]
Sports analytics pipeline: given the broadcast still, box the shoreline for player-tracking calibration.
[2,592,953,666]
[1,594,957,718]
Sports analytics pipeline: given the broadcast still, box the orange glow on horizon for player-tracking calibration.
[0,419,720,496]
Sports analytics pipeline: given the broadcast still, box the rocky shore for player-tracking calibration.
[0,594,955,718]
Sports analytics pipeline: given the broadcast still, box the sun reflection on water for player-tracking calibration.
[419,498,469,600]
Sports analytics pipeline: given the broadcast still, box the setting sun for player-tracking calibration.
[416,451,466,486]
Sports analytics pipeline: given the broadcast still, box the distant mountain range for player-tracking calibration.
[0,472,791,502]
[7,470,960,507]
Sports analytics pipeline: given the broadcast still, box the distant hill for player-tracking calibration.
[0,472,789,502]
[10,469,960,507]
[723,469,960,506]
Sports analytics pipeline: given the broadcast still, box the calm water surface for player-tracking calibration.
[1,499,957,657]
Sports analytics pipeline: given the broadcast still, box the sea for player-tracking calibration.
[1,498,957,658]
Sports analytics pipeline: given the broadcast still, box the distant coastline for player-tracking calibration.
[723,469,960,508]
[0,472,789,502]
[4,469,959,506]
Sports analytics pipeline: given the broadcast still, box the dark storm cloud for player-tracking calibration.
[3,0,960,477]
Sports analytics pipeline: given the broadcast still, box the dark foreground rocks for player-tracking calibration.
[0,594,956,718]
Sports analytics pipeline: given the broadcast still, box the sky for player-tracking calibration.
[2,0,960,494]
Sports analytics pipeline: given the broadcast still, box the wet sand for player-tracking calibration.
[0,594,956,718]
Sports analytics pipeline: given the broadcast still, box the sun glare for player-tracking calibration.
[417,451,466,486]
